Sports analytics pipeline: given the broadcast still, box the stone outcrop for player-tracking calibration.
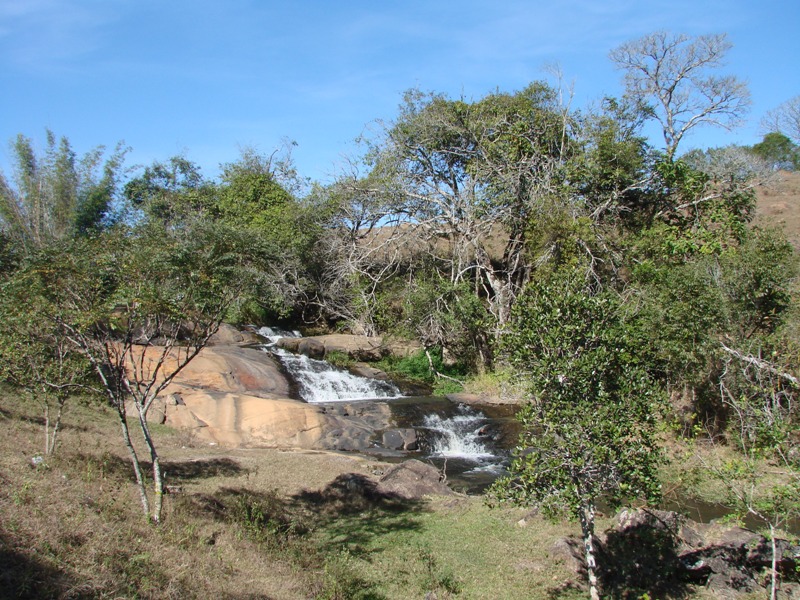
[375,459,453,499]
[276,333,421,361]
[147,330,421,453]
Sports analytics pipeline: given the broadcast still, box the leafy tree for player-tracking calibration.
[216,148,321,323]
[0,130,128,251]
[123,155,215,227]
[490,268,664,600]
[9,222,252,523]
[750,132,800,170]
[343,82,572,356]
[610,31,750,160]
[0,269,96,455]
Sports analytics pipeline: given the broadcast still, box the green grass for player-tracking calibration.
[0,385,726,599]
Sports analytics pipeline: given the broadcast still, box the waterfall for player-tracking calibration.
[256,327,505,485]
[257,327,402,403]
[421,404,494,460]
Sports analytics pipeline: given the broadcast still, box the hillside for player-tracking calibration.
[755,170,800,249]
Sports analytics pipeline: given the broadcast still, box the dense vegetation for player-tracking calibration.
[1,31,798,598]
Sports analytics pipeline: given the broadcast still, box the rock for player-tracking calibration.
[381,428,418,451]
[160,345,292,399]
[207,323,262,346]
[445,392,519,405]
[276,333,422,361]
[376,459,453,499]
[298,338,325,359]
[616,508,684,533]
[350,364,391,381]
[275,337,301,353]
[550,537,585,575]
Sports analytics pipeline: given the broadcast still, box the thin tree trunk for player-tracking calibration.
[46,399,65,455]
[769,523,778,600]
[138,406,163,524]
[116,404,150,518]
[44,402,51,456]
[579,503,601,600]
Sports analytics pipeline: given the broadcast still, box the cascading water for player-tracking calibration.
[421,404,495,460]
[257,326,402,403]
[256,326,508,489]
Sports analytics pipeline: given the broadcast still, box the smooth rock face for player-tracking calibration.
[146,333,415,452]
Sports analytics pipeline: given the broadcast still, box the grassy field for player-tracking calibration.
[2,387,622,599]
[0,387,731,599]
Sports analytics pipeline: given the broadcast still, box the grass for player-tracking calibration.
[0,385,730,599]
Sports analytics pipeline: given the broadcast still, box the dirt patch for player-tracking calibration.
[755,170,800,249]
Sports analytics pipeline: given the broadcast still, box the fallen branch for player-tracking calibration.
[720,343,799,388]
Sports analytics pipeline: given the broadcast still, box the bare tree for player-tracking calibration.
[761,95,800,144]
[610,31,750,160]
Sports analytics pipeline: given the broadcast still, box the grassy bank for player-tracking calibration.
[0,387,731,599]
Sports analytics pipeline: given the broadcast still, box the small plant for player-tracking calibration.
[417,545,462,597]
[317,548,378,600]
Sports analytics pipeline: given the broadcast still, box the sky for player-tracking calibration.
[1,0,798,186]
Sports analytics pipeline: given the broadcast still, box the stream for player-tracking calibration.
[255,328,792,527]
[257,327,514,492]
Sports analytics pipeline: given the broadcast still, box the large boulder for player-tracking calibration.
[164,344,291,399]
[376,459,454,499]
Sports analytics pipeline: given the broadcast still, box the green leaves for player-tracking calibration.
[490,266,665,520]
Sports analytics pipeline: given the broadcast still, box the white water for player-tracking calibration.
[256,326,497,465]
[257,326,403,403]
[422,406,494,460]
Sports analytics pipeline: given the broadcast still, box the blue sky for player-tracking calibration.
[1,0,798,185]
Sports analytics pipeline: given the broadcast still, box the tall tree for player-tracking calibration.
[351,83,571,355]
[7,222,251,523]
[0,131,127,251]
[490,269,664,600]
[610,32,750,160]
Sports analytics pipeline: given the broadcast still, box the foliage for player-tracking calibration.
[0,130,128,252]
[2,221,255,523]
[0,262,97,454]
[123,155,215,227]
[750,132,800,171]
[490,267,665,599]
[492,269,665,518]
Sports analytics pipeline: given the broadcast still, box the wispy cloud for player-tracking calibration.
[0,0,122,73]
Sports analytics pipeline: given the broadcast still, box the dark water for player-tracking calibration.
[259,329,790,525]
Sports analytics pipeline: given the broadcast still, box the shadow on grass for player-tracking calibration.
[161,457,245,480]
[64,453,246,487]
[292,473,428,555]
[0,530,77,600]
[598,522,692,599]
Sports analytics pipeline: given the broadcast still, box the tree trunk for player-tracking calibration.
[116,404,150,518]
[579,503,601,600]
[137,404,163,524]
[769,523,778,600]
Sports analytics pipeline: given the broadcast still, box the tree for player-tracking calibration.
[610,31,750,160]
[750,132,800,171]
[0,130,127,251]
[11,222,250,523]
[123,155,215,228]
[0,274,96,455]
[489,269,664,600]
[344,83,571,358]
[761,95,800,144]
